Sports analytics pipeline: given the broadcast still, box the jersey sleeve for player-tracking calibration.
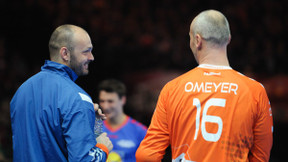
[136,84,170,162]
[249,85,273,162]
[62,98,107,162]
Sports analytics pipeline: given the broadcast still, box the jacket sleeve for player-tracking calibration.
[88,145,107,162]
[249,87,273,162]
[62,97,107,162]
[136,85,170,162]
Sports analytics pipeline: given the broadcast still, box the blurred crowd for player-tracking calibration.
[0,0,288,161]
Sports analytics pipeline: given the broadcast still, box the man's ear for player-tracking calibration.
[195,34,202,50]
[227,34,231,45]
[121,96,127,105]
[60,47,70,62]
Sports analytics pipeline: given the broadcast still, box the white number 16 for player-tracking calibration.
[193,98,226,142]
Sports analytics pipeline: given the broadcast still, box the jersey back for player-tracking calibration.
[150,66,273,161]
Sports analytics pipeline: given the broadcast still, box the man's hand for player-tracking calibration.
[96,132,113,152]
[94,103,107,120]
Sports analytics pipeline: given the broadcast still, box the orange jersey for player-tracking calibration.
[136,64,273,162]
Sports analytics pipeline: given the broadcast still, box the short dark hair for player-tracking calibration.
[97,79,126,98]
[192,10,230,47]
[48,25,75,59]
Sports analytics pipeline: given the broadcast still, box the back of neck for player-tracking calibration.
[198,48,229,66]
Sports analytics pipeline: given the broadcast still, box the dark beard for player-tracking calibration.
[69,53,85,76]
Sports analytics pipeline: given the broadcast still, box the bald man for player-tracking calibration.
[136,10,273,162]
[10,25,112,162]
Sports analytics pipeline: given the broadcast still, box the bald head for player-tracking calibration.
[48,24,88,61]
[191,10,230,47]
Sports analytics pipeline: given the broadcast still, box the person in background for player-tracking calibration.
[10,24,113,162]
[97,79,147,162]
[136,10,273,162]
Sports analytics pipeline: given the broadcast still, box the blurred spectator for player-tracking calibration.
[96,79,147,161]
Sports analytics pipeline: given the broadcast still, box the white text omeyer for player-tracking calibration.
[185,82,238,95]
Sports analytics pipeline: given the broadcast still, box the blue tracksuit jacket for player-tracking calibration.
[10,60,107,162]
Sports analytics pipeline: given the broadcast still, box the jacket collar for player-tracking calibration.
[41,60,78,81]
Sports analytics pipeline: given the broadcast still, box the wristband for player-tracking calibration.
[95,143,109,157]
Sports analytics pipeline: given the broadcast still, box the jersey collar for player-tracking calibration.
[198,64,232,70]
